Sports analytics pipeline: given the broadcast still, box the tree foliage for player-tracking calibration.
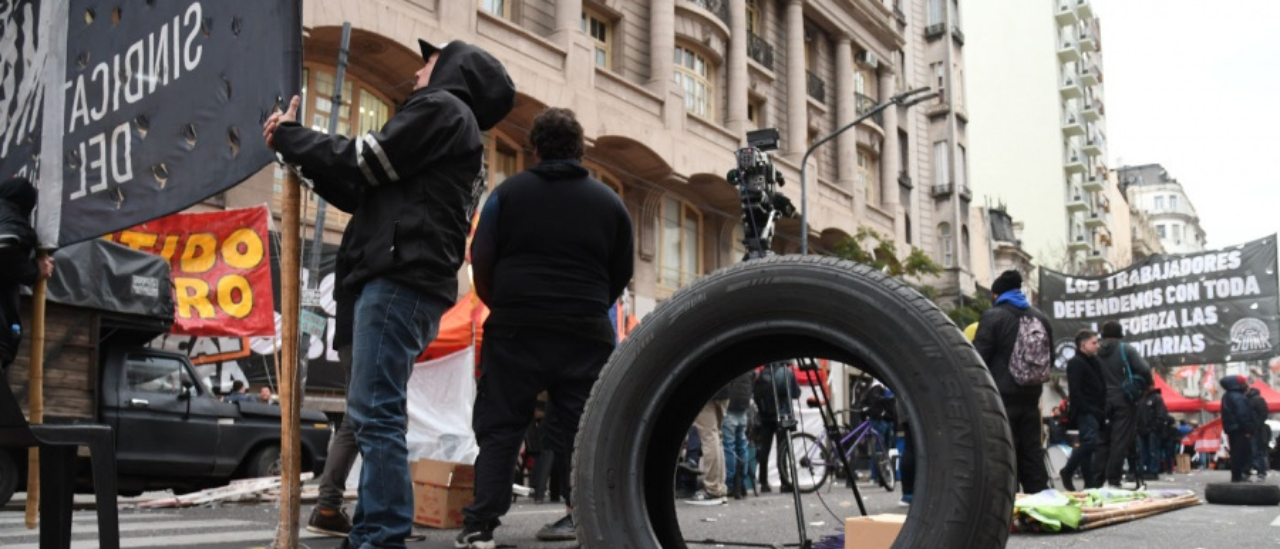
[831,227,943,278]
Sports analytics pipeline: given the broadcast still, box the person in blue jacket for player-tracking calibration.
[1220,375,1257,483]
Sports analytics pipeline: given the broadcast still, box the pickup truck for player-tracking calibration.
[1,240,330,504]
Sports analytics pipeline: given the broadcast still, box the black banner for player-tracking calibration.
[1040,236,1280,367]
[1,0,298,247]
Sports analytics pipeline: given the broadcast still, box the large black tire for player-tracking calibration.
[778,432,831,494]
[1204,482,1280,506]
[573,256,1015,549]
[245,444,282,479]
[0,450,18,506]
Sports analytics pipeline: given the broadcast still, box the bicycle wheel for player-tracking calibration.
[779,432,831,493]
[874,447,896,491]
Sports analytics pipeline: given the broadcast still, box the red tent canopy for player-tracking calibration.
[417,290,488,362]
[1205,380,1280,413]
[1153,374,1204,413]
[1181,417,1223,454]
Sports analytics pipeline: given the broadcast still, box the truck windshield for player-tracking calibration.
[124,354,196,395]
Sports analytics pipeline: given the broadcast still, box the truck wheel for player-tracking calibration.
[573,256,1015,549]
[246,445,282,479]
[1205,482,1280,506]
[0,450,18,506]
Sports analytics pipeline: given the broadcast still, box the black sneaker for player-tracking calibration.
[1059,469,1076,492]
[306,506,352,537]
[536,514,577,541]
[454,523,496,549]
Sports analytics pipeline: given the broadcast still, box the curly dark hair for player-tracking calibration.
[530,107,584,161]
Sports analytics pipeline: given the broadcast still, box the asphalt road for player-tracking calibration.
[1,469,1277,548]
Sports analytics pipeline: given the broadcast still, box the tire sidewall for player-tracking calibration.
[574,257,1015,549]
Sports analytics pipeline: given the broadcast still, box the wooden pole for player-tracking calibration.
[23,253,48,529]
[273,170,303,548]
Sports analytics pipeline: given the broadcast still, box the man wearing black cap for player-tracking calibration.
[973,269,1053,493]
[264,39,515,549]
[1091,320,1151,488]
[0,177,54,373]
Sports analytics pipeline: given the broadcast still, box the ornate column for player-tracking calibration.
[726,0,749,139]
[552,0,583,47]
[835,37,855,186]
[784,0,806,160]
[880,67,901,236]
[649,0,676,95]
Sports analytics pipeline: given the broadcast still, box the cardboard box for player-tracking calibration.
[1175,453,1192,474]
[844,513,906,549]
[411,459,476,529]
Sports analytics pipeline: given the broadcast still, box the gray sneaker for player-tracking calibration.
[684,490,728,506]
[536,514,577,541]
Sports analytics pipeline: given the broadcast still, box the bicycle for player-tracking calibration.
[779,408,896,493]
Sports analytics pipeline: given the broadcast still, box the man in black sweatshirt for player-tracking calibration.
[1090,321,1151,488]
[1059,329,1104,490]
[265,39,515,549]
[461,107,634,548]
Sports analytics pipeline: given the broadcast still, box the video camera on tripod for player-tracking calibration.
[727,128,796,260]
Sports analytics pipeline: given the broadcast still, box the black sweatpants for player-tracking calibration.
[462,326,613,528]
[1093,403,1139,486]
[1228,431,1253,482]
[1005,400,1049,494]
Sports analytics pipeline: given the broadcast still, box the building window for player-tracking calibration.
[660,196,703,288]
[905,213,912,245]
[674,45,714,119]
[956,145,967,193]
[747,98,765,130]
[858,150,879,207]
[581,8,612,69]
[933,141,949,186]
[928,0,944,26]
[938,222,953,267]
[1157,224,1166,239]
[480,0,511,19]
[1154,196,1165,210]
[1169,194,1179,211]
[484,132,523,188]
[898,130,910,180]
[1173,225,1183,244]
[961,225,970,269]
[931,62,946,102]
[746,0,761,34]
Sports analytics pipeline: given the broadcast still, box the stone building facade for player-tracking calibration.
[201,0,976,315]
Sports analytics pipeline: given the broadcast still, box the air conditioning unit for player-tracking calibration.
[856,51,880,69]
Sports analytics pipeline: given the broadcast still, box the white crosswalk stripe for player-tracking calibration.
[0,513,325,548]
[1271,514,1280,527]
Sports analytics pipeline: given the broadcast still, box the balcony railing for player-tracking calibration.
[807,70,826,103]
[855,93,883,127]
[925,23,946,40]
[952,26,965,45]
[898,170,913,189]
[958,185,972,201]
[893,1,907,24]
[931,183,953,198]
[747,32,774,71]
[687,0,730,26]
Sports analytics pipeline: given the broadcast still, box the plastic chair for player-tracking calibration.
[0,378,119,549]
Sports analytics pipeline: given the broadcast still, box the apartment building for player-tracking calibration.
[1118,164,1207,254]
[195,0,978,315]
[965,0,1114,275]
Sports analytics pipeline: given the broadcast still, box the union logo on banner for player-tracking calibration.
[103,205,276,337]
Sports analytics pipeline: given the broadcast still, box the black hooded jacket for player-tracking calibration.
[1095,338,1151,407]
[1221,376,1255,434]
[470,159,634,344]
[1247,388,1269,436]
[0,178,40,365]
[1066,352,1106,420]
[273,41,515,348]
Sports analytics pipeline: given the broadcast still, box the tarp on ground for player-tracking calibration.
[1152,373,1204,413]
[1204,380,1280,413]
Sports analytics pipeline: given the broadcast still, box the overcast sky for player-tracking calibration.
[1093,0,1280,249]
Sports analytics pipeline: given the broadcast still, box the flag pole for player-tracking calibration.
[23,252,49,529]
[274,0,305,546]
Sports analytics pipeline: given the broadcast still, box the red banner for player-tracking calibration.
[104,206,275,336]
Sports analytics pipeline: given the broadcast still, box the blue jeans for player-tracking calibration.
[869,419,894,479]
[722,411,749,488]
[346,279,446,549]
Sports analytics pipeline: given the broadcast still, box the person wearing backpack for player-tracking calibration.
[0,177,54,372]
[973,270,1054,493]
[1090,321,1152,488]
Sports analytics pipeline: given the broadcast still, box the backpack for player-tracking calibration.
[1009,314,1051,385]
[1118,344,1148,404]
